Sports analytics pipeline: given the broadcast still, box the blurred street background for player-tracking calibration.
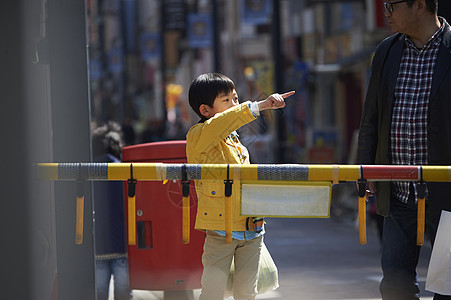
[3,1,451,299]
[86,0,396,165]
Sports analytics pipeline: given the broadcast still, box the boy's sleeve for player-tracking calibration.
[188,101,256,154]
[249,102,260,117]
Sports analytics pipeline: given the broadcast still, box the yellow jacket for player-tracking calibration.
[186,102,256,231]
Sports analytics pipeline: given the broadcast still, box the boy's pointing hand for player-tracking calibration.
[258,91,295,111]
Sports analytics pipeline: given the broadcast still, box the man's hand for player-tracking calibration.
[365,181,376,202]
[355,180,376,202]
[257,91,295,111]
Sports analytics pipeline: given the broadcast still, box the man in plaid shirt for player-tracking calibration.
[357,0,451,299]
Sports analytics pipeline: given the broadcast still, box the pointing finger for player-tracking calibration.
[281,91,296,99]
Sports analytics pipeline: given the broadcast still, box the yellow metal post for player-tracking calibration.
[224,165,233,243]
[182,196,190,244]
[358,195,367,245]
[127,164,137,245]
[75,195,84,244]
[357,179,367,245]
[128,194,136,245]
[75,179,85,244]
[417,197,425,246]
[181,165,191,244]
[417,182,426,246]
[225,196,232,243]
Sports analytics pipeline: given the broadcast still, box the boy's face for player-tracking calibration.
[202,89,239,118]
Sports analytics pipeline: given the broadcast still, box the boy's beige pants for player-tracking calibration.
[199,230,263,300]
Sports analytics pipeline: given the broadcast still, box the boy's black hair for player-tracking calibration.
[188,73,235,119]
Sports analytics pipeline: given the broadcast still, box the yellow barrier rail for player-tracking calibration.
[36,163,451,246]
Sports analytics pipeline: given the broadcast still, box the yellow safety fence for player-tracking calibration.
[36,163,451,246]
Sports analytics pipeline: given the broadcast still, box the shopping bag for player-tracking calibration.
[225,242,279,298]
[257,242,279,294]
[425,210,451,295]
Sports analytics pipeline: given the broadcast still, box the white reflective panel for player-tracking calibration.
[241,181,331,218]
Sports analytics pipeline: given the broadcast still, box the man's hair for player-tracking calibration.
[405,0,438,14]
[188,73,235,119]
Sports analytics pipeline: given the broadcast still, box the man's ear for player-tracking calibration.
[199,104,212,118]
[416,0,425,12]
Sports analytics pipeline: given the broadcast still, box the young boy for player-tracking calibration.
[186,72,294,300]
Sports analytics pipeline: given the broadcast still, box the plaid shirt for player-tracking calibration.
[390,19,444,203]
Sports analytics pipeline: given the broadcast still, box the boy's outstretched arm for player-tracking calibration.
[257,91,295,111]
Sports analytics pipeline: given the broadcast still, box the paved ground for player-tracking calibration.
[112,216,434,300]
[261,217,433,300]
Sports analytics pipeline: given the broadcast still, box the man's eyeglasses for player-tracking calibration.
[384,0,408,13]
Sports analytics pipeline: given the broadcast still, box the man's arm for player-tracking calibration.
[357,35,399,165]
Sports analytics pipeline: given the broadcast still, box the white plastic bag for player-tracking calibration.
[426,210,451,295]
[225,242,279,298]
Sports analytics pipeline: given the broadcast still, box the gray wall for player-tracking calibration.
[1,1,95,299]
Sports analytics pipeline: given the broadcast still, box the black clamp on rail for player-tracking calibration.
[417,166,426,199]
[77,163,87,197]
[357,179,368,198]
[127,163,137,198]
[357,166,367,198]
[181,163,190,198]
[417,182,426,199]
[224,164,233,197]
